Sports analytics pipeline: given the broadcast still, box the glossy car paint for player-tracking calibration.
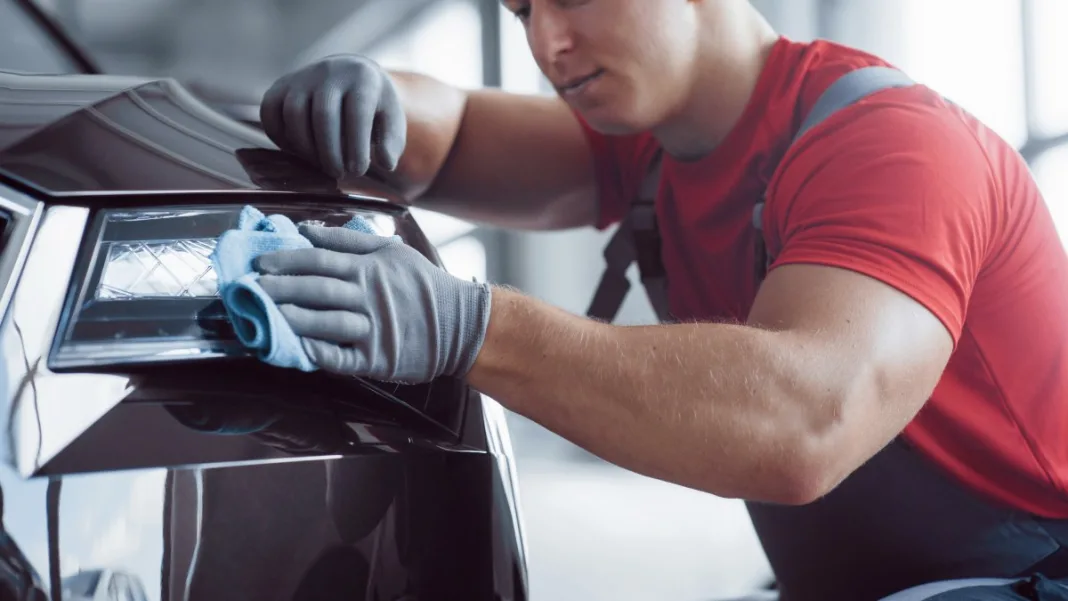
[0,70,529,601]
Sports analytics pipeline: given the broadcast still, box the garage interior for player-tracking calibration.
[6,0,1067,600]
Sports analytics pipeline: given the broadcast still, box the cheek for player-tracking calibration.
[620,2,699,75]
[594,15,685,84]
[615,37,686,108]
[522,28,547,74]
[565,3,694,127]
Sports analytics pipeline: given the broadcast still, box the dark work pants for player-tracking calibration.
[924,575,1068,600]
[748,439,1068,601]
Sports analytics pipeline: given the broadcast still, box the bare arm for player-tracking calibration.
[466,265,953,504]
[367,72,600,230]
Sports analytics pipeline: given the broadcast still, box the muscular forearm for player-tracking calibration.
[367,75,598,230]
[467,288,851,504]
[268,58,593,229]
[363,70,469,202]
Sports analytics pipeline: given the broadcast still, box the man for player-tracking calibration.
[253,0,1068,599]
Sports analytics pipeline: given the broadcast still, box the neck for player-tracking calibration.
[653,2,779,161]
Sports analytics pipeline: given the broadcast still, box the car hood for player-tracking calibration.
[0,70,397,200]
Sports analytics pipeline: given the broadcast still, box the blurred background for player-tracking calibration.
[5,0,1064,599]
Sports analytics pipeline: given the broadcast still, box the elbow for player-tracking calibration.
[764,394,856,506]
[769,447,846,506]
[742,329,929,505]
[762,349,878,505]
[534,185,599,230]
[693,431,850,506]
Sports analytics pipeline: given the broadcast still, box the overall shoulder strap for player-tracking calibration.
[750,66,916,277]
[585,151,667,323]
[796,66,917,142]
[585,65,916,324]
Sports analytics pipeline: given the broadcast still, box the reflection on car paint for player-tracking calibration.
[0,415,526,600]
[0,71,399,201]
[0,68,528,601]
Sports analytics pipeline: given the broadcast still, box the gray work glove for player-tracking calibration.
[254,225,492,384]
[260,54,407,178]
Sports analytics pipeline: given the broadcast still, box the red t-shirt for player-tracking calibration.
[579,36,1068,518]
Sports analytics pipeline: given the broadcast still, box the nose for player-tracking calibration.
[527,3,575,70]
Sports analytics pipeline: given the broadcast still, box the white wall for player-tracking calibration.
[820,1,1067,239]
[825,0,1028,148]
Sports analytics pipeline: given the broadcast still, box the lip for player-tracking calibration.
[556,69,605,97]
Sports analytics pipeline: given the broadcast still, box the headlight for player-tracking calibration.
[49,203,399,369]
[96,237,218,300]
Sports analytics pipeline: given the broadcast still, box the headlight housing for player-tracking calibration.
[49,203,401,370]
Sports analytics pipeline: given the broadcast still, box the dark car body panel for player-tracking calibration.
[0,71,398,198]
[0,67,528,601]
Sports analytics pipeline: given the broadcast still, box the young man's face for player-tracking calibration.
[502,0,701,134]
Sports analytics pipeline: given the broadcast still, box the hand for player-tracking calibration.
[259,54,407,178]
[254,225,492,384]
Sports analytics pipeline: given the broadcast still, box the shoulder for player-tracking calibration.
[792,39,900,106]
[763,85,1002,341]
[767,37,904,120]
[771,84,996,214]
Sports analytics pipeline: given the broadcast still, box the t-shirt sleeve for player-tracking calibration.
[764,90,997,344]
[572,112,659,229]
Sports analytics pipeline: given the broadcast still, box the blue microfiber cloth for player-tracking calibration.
[210,205,377,371]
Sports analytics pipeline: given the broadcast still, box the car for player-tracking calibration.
[0,1,529,600]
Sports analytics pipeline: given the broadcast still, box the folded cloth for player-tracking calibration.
[210,205,377,371]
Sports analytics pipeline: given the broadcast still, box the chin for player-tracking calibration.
[573,93,662,136]
[575,107,649,136]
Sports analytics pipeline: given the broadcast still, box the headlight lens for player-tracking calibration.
[49,203,399,369]
[96,238,218,300]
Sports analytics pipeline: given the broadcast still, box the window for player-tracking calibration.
[1029,0,1068,136]
[499,3,551,95]
[898,0,1028,148]
[1034,146,1068,237]
[0,0,81,74]
[366,0,490,283]
[1025,0,1068,240]
[367,0,483,90]
[869,1,1068,243]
